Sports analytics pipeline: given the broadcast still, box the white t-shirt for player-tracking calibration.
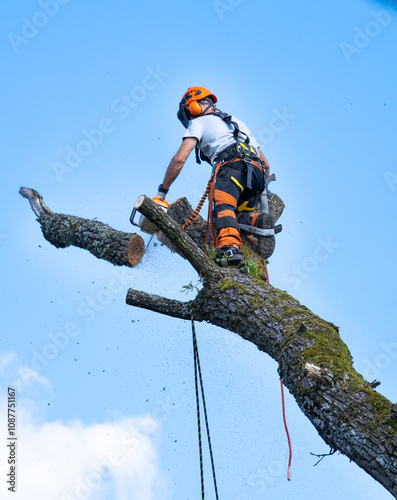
[183,114,260,165]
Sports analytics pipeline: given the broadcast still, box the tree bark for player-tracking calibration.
[19,187,144,267]
[21,188,397,498]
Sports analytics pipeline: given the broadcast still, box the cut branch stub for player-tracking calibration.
[126,289,192,319]
[304,362,334,386]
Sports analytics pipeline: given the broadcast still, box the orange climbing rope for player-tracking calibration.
[265,261,292,481]
[182,179,212,231]
[280,371,292,481]
[207,180,216,249]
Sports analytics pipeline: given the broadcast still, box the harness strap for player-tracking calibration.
[194,108,251,165]
[212,109,250,145]
[195,146,201,165]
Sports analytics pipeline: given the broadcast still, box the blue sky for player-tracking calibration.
[1,0,397,498]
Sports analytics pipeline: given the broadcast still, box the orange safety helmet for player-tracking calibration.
[177,86,217,128]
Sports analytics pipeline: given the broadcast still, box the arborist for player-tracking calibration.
[155,86,273,267]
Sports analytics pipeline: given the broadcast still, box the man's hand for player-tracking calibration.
[156,185,167,200]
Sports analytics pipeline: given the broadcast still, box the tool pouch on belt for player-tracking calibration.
[236,142,260,161]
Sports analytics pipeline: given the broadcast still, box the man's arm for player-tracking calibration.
[160,137,198,192]
[258,148,270,178]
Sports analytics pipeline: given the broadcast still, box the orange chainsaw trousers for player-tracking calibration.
[213,158,265,249]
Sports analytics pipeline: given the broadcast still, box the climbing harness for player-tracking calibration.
[179,97,280,254]
[191,309,219,499]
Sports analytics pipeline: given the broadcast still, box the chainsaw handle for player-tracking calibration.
[130,207,141,227]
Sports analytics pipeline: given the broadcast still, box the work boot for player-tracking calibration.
[214,246,245,268]
[255,213,275,260]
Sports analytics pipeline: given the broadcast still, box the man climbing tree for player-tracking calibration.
[155,86,275,267]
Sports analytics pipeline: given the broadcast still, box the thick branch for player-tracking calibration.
[125,288,211,321]
[20,187,144,267]
[126,289,192,320]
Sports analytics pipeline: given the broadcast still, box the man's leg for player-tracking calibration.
[236,162,275,259]
[237,203,276,260]
[213,167,246,266]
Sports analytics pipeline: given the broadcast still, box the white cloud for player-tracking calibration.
[0,351,51,393]
[0,352,15,373]
[0,353,169,500]
[16,414,164,500]
[13,365,52,392]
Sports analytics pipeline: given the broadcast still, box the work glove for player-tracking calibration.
[155,191,166,200]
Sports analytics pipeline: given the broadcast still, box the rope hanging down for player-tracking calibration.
[191,310,219,499]
[280,375,292,480]
[265,262,292,481]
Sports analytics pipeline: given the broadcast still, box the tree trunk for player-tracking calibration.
[21,188,397,498]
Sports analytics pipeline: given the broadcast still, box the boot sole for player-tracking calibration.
[257,213,276,260]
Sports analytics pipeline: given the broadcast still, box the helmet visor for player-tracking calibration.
[177,102,190,128]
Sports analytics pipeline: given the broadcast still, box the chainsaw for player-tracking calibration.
[130,197,168,235]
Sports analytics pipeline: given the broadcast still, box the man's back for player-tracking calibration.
[183,114,260,165]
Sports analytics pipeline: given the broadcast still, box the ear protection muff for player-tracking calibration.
[187,100,202,117]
